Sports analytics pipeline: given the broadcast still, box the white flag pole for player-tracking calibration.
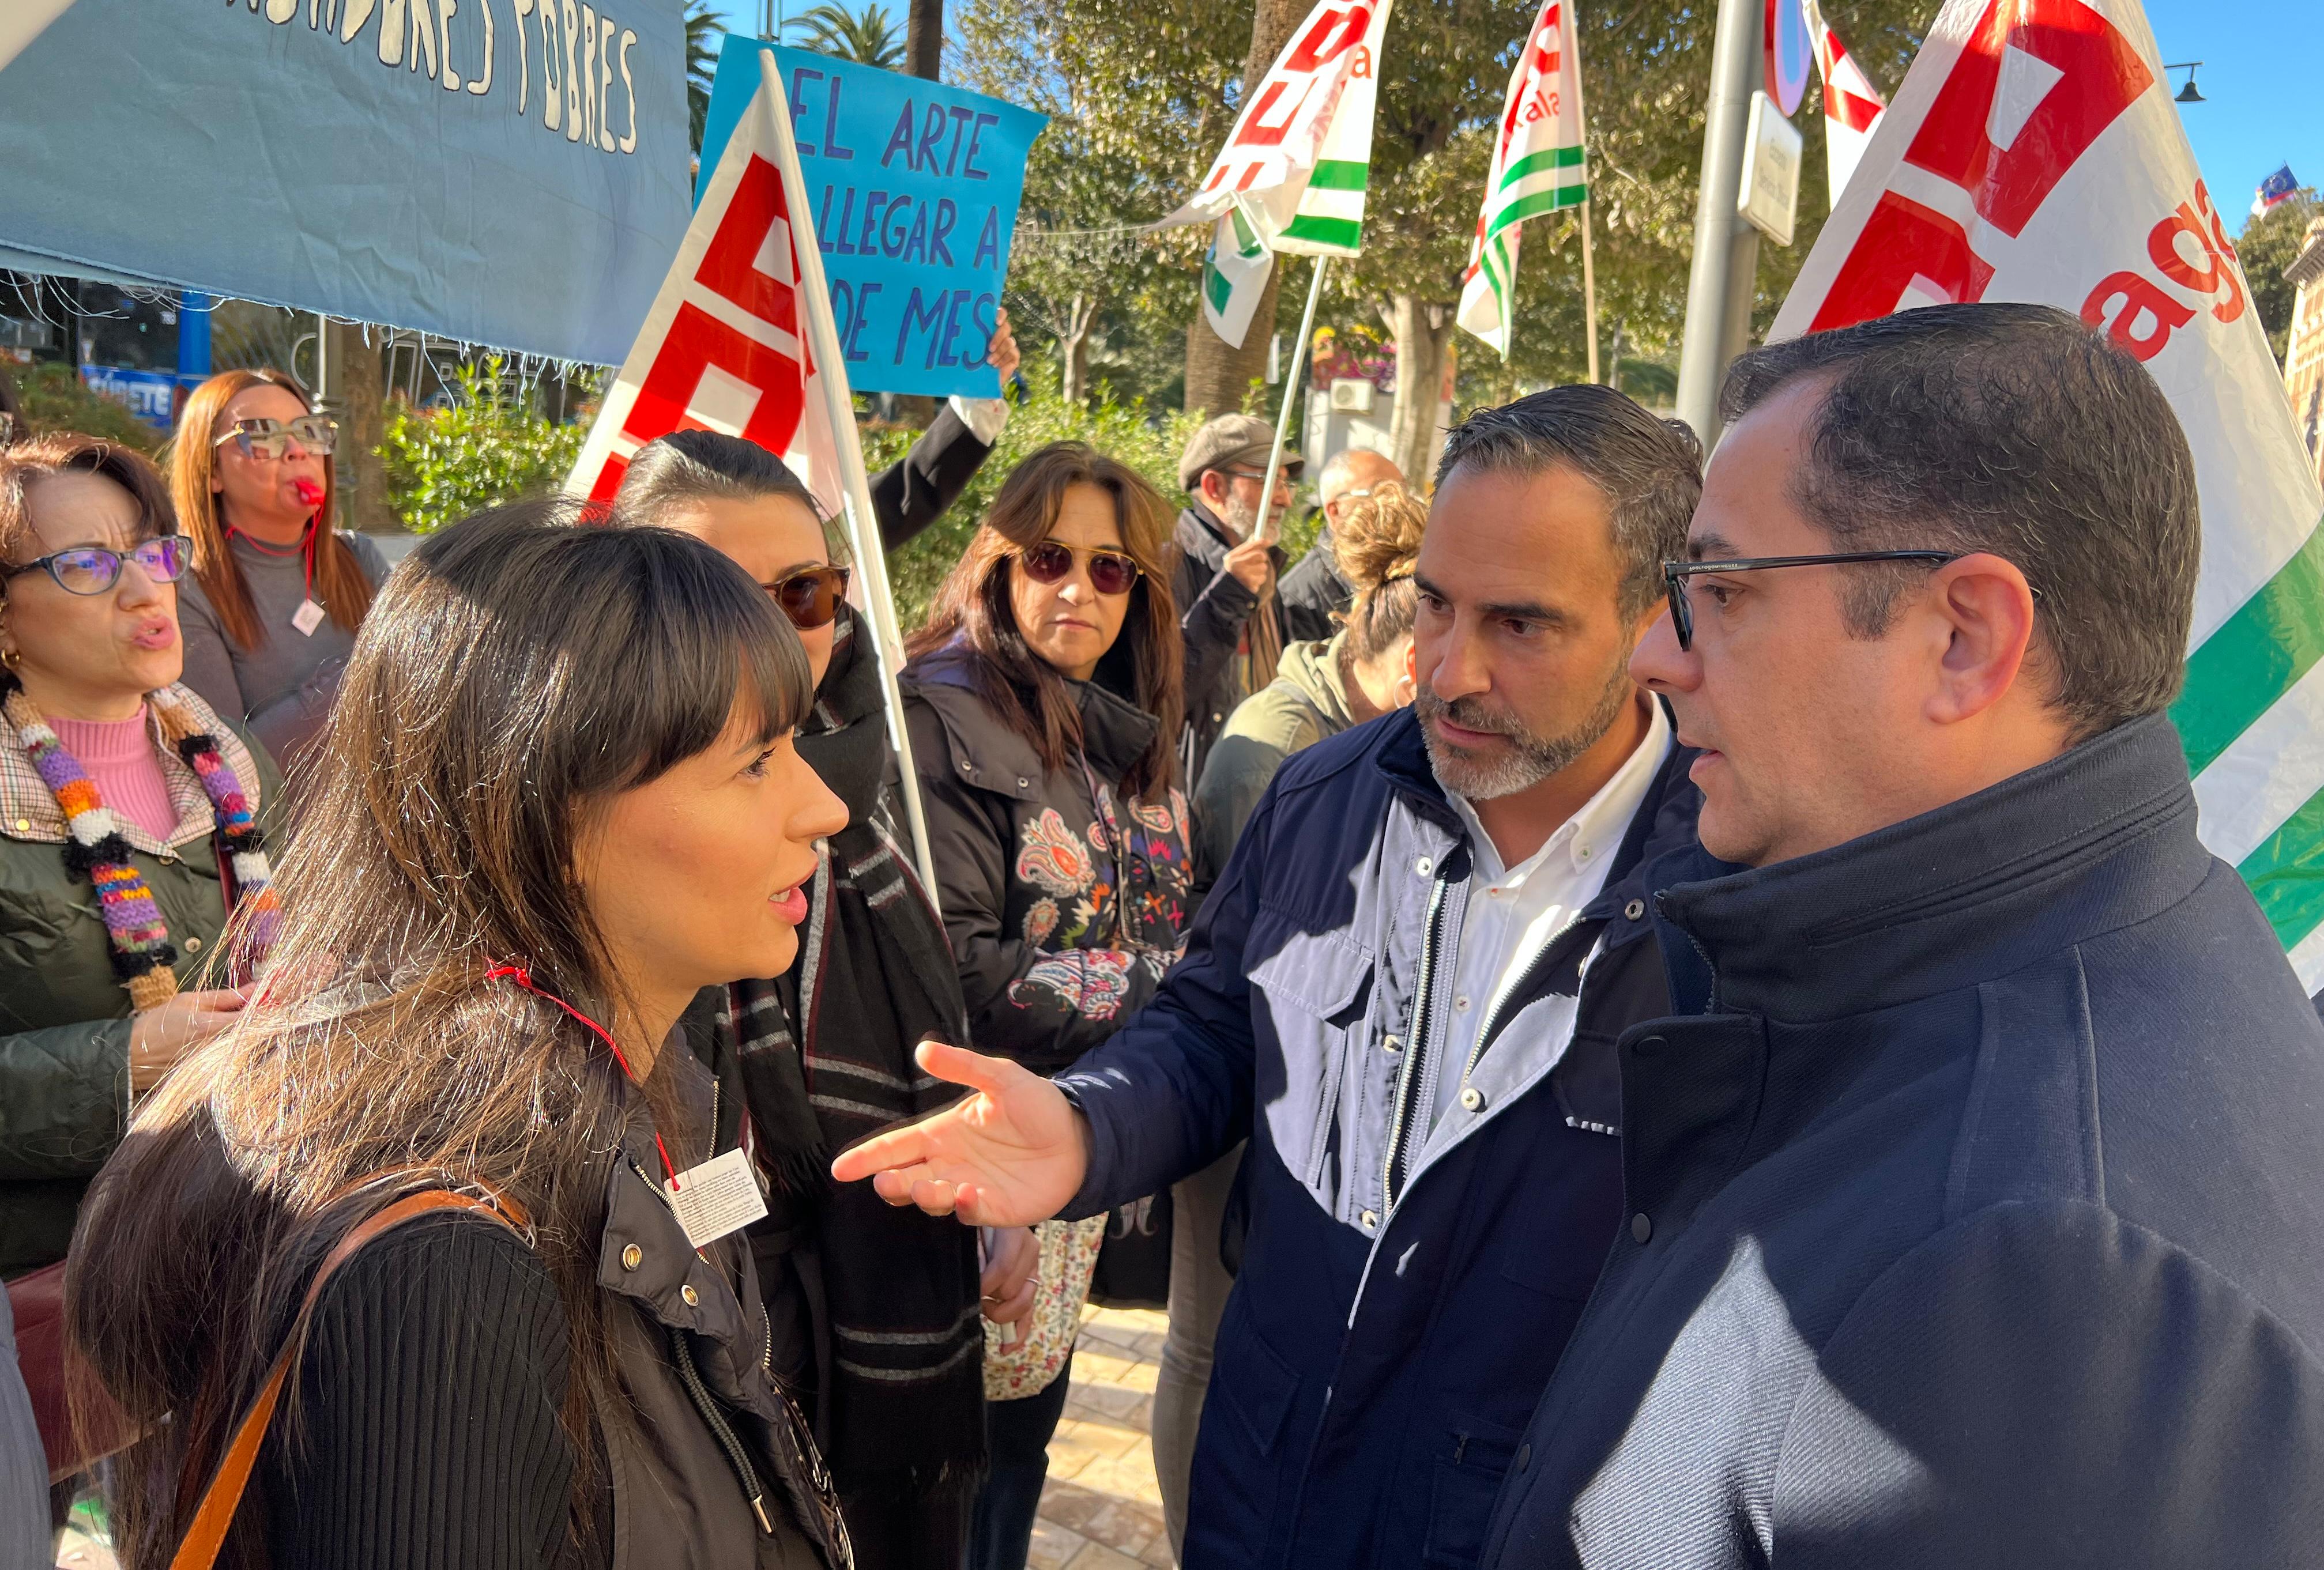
[1254,255,1330,547]
[1580,198,1602,384]
[760,49,943,914]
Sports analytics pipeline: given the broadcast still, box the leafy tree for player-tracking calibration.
[686,1,725,159]
[788,2,909,69]
[2238,190,2321,363]
[958,0,1941,439]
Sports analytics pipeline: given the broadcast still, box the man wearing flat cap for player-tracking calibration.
[1173,414,1303,782]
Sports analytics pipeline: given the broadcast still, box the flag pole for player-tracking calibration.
[761,49,943,914]
[1580,198,1602,384]
[1255,254,1329,546]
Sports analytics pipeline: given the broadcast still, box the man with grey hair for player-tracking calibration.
[1279,446,1405,642]
[834,385,1707,1570]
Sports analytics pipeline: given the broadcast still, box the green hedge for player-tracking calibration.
[381,359,588,533]
[6,362,167,454]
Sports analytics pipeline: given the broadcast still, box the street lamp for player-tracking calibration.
[2165,61,2205,103]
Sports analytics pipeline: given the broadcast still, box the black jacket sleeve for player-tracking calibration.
[265,1214,575,1570]
[1174,548,1263,722]
[868,402,996,553]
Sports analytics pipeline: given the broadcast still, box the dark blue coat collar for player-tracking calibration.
[1650,711,2212,1020]
[1372,704,1705,956]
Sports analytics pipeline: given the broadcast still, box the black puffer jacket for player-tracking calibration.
[900,643,1193,1076]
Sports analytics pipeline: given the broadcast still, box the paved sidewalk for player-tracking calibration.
[1030,1304,1176,1570]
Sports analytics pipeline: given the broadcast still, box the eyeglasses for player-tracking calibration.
[1016,540,1143,597]
[213,415,337,460]
[5,535,190,596]
[1661,551,1961,651]
[767,565,850,631]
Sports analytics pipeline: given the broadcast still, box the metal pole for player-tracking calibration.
[1673,0,1763,444]
[1253,254,1328,546]
[1580,200,1602,385]
[762,50,944,912]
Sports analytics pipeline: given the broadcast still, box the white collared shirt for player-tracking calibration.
[1429,698,1671,1133]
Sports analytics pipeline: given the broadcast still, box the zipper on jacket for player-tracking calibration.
[669,1325,777,1535]
[1460,911,1589,1095]
[1381,870,1452,1213]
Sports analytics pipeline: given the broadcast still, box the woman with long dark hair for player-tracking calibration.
[67,504,851,1569]
[899,442,1189,1570]
[612,431,1037,1570]
[166,368,387,775]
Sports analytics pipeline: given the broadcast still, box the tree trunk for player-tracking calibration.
[1060,292,1095,405]
[1181,0,1306,418]
[332,322,397,535]
[906,0,943,79]
[1384,295,1456,485]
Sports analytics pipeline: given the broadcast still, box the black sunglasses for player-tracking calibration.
[1662,552,1960,650]
[5,535,191,597]
[766,565,850,631]
[1016,540,1143,597]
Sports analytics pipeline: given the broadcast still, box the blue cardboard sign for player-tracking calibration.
[0,1,692,367]
[697,39,1046,399]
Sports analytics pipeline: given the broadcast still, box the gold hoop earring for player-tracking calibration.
[1,646,21,672]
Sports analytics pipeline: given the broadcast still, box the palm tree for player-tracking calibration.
[784,2,906,70]
[685,1,724,159]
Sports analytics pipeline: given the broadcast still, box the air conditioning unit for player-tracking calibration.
[1327,378,1376,414]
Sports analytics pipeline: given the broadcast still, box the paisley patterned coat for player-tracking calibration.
[901,646,1193,1076]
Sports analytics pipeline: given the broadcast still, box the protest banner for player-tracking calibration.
[567,43,940,897]
[1160,0,1393,348]
[1771,0,2324,988]
[696,37,1045,400]
[1458,0,1592,364]
[1801,0,1888,204]
[0,0,691,366]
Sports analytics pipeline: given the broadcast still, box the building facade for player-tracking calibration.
[2283,218,2324,490]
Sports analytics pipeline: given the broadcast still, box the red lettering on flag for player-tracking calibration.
[695,155,805,338]
[620,302,808,459]
[2080,270,2195,360]
[1904,0,2151,239]
[1812,193,1998,331]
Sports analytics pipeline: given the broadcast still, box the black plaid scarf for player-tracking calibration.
[722,611,986,1535]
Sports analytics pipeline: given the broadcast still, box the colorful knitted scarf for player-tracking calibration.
[2,676,277,1007]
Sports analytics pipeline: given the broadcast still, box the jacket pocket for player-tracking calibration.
[1423,1417,1526,1567]
[1245,911,1374,1195]
[1188,1298,1301,1566]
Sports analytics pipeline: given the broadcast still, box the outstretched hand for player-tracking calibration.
[828,1040,1090,1226]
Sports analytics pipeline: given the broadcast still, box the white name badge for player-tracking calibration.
[290,598,326,636]
[663,1147,769,1249]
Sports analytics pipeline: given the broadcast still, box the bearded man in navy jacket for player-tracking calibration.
[837,385,1711,1568]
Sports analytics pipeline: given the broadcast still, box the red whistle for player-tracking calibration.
[291,477,325,510]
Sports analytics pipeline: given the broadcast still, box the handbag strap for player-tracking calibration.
[168,1183,532,1570]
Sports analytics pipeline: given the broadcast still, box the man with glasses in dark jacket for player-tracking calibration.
[837,386,1709,1569]
[1472,303,2324,1567]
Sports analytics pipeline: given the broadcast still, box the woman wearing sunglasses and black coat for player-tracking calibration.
[166,369,389,779]
[899,443,1191,1570]
[612,424,1040,1570]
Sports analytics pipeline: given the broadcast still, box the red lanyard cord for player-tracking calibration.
[226,518,319,604]
[485,964,681,1187]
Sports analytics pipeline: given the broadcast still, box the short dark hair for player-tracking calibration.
[613,428,842,562]
[1722,303,2199,742]
[1436,384,1704,618]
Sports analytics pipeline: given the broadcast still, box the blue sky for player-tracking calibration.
[707,0,2320,214]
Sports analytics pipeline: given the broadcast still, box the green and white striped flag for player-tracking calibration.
[1171,0,1392,348]
[1458,0,1586,358]
[1772,0,2324,990]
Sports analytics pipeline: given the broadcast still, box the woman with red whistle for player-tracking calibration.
[167,369,389,777]
[70,504,862,1568]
